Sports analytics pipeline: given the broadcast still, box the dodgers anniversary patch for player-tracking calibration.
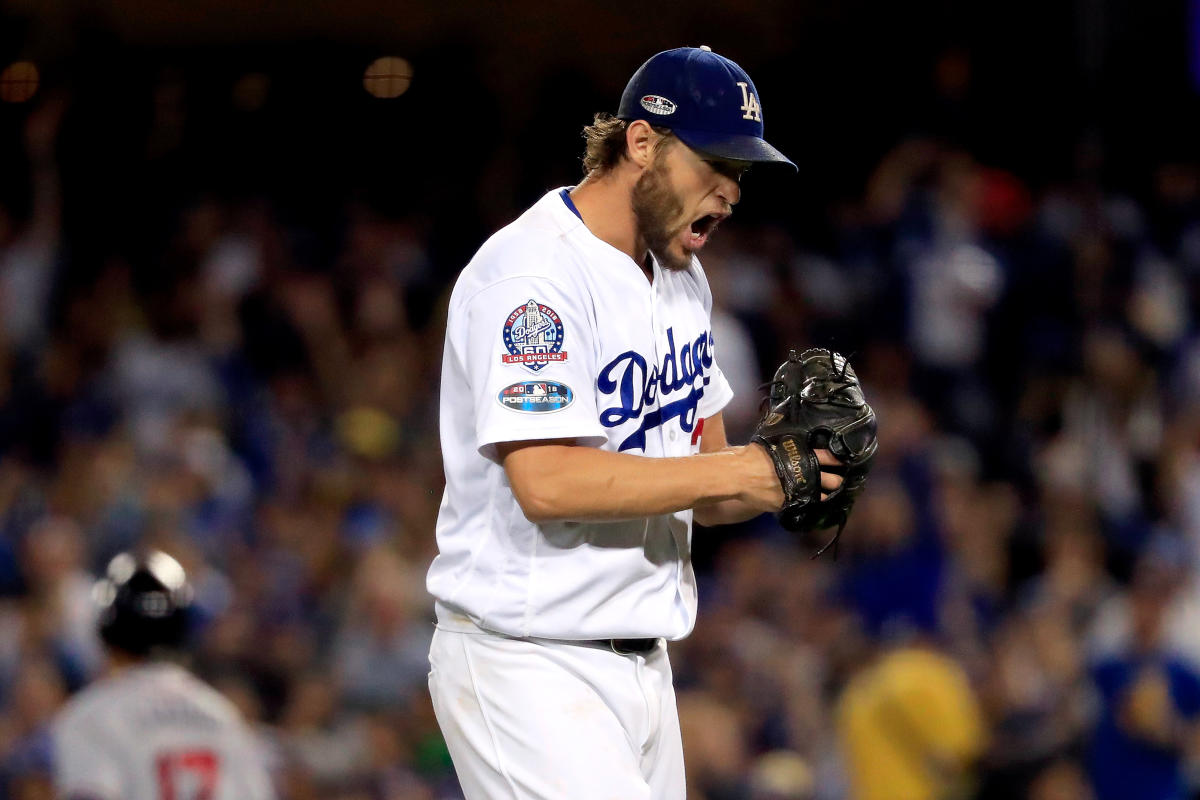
[502,299,568,373]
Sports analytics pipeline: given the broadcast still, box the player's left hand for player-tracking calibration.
[815,448,846,500]
[751,349,877,556]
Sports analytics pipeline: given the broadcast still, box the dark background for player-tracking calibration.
[3,0,1196,277]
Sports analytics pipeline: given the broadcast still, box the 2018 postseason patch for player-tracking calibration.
[497,381,574,413]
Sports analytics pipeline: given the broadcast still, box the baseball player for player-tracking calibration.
[426,47,844,799]
[52,550,275,800]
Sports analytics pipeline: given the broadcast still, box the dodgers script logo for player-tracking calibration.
[502,299,568,373]
[598,328,714,452]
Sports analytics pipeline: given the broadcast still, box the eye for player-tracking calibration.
[704,160,748,182]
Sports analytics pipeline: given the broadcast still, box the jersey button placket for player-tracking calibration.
[655,279,682,454]
[648,282,667,455]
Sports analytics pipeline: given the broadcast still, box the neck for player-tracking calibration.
[568,169,646,265]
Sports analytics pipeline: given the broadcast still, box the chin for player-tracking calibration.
[655,244,694,272]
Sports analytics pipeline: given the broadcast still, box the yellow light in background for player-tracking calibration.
[363,57,412,99]
[0,61,39,104]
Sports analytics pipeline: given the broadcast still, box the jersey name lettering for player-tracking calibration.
[597,327,714,451]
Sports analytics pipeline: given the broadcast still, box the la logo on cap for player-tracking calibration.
[736,82,761,122]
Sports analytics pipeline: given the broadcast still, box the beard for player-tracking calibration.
[631,157,691,271]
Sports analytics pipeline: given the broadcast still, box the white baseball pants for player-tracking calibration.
[427,621,685,800]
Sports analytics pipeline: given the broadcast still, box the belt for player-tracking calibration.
[587,637,660,655]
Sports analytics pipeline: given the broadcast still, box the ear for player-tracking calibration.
[625,120,661,169]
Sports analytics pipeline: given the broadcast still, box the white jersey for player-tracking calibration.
[427,188,733,641]
[53,662,275,800]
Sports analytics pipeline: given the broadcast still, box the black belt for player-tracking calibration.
[587,637,660,655]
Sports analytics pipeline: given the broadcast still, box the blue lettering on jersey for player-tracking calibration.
[597,328,714,452]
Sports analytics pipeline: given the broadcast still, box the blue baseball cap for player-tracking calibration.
[618,46,796,171]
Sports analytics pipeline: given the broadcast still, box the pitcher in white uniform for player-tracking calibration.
[52,551,275,800]
[427,46,843,799]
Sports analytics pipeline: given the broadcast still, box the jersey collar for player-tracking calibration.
[559,187,583,221]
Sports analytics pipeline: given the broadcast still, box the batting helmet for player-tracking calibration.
[95,550,193,656]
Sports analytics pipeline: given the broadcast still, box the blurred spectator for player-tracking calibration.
[332,546,432,712]
[1086,540,1200,800]
[748,750,815,800]
[838,473,944,639]
[278,671,369,792]
[977,605,1089,797]
[836,643,985,800]
[0,658,63,798]
[678,689,750,800]
[0,96,63,359]
[1028,759,1096,800]
[3,516,102,689]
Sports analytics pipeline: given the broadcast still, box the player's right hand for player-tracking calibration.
[737,444,845,511]
[737,442,787,512]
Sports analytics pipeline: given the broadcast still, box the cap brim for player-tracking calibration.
[673,128,797,171]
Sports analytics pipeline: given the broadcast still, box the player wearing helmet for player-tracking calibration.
[51,550,275,800]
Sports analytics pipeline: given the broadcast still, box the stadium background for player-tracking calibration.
[2,1,1200,798]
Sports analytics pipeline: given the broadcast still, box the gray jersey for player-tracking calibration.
[53,663,274,800]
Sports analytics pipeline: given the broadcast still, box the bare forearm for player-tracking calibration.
[694,497,766,527]
[500,442,779,523]
[692,413,772,526]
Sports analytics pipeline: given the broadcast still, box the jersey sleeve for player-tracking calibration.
[453,275,607,458]
[52,711,123,800]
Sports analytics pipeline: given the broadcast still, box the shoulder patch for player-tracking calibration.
[498,381,574,413]
[502,299,568,372]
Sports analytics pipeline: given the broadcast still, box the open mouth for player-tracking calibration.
[687,214,724,249]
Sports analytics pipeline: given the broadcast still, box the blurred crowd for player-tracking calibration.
[3,59,1200,800]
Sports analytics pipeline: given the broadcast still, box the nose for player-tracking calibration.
[716,175,740,207]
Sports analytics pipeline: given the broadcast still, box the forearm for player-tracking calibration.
[500,441,778,523]
[692,413,772,526]
[694,496,766,527]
